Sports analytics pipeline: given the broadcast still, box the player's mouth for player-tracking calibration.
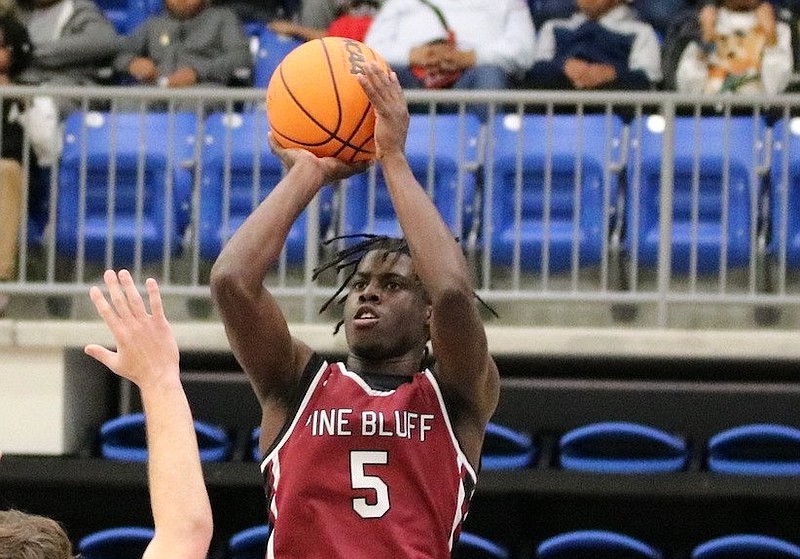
[353,306,380,327]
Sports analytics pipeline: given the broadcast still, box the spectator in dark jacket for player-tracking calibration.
[524,0,662,90]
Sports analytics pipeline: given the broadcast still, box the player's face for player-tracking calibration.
[343,250,431,362]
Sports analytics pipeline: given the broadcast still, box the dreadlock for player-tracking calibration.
[313,234,498,335]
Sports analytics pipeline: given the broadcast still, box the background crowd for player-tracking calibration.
[0,0,798,316]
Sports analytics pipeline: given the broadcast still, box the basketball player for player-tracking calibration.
[1,270,212,559]
[210,61,500,557]
[83,270,214,559]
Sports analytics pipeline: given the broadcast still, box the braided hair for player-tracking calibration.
[313,234,497,336]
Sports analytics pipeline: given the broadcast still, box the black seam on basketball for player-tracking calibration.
[269,64,337,146]
[333,100,374,159]
[319,38,344,137]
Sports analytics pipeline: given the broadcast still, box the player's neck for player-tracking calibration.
[345,352,424,377]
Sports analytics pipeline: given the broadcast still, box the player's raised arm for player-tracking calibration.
[209,139,367,424]
[84,270,212,559]
[357,63,500,464]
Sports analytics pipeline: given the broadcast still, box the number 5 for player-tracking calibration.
[350,450,390,518]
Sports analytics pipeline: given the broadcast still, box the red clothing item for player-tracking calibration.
[327,14,374,42]
[260,359,476,559]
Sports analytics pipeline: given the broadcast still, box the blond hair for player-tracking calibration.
[0,510,74,559]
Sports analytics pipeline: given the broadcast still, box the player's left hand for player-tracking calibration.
[85,270,180,391]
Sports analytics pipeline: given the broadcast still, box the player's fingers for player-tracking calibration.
[84,343,118,371]
[104,269,131,319]
[89,284,122,333]
[119,269,147,318]
[146,278,165,320]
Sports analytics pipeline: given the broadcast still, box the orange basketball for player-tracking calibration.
[266,37,389,163]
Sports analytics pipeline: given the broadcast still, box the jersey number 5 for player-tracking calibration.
[350,450,390,518]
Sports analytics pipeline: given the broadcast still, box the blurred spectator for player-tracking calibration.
[16,0,119,167]
[0,0,32,316]
[529,0,694,35]
[268,0,380,42]
[209,0,296,27]
[632,0,694,36]
[528,0,576,28]
[675,0,792,94]
[114,0,251,100]
[364,0,535,109]
[299,0,353,28]
[524,0,662,90]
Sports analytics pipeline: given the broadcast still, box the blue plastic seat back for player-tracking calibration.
[251,426,262,462]
[99,413,231,462]
[95,0,149,33]
[454,532,510,559]
[707,423,800,476]
[57,110,197,263]
[626,115,762,273]
[558,421,688,474]
[486,112,622,272]
[536,530,663,559]
[692,534,800,559]
[199,110,333,261]
[481,422,536,470]
[253,28,303,88]
[78,526,154,559]
[228,524,272,559]
[342,113,482,241]
[768,119,800,270]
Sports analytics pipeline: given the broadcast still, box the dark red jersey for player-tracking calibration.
[260,358,477,558]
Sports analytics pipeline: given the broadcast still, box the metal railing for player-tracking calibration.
[2,85,800,328]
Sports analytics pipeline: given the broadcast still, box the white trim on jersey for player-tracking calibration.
[260,358,329,474]
[423,369,478,482]
[422,369,478,551]
[337,362,399,396]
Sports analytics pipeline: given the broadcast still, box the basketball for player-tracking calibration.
[266,37,389,163]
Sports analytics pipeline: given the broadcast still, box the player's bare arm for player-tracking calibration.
[357,62,500,467]
[210,137,367,445]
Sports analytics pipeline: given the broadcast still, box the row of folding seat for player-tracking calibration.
[74,524,800,559]
[52,108,800,279]
[98,414,800,476]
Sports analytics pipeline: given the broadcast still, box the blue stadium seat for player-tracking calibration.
[253,28,303,88]
[706,423,800,476]
[251,426,261,461]
[535,530,663,559]
[625,114,764,274]
[99,413,231,462]
[228,524,271,559]
[481,422,536,470]
[198,110,333,261]
[94,0,149,33]
[78,526,154,559]
[342,113,482,240]
[767,119,800,270]
[57,110,197,265]
[691,534,800,559]
[485,112,623,272]
[454,532,510,559]
[558,421,689,474]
